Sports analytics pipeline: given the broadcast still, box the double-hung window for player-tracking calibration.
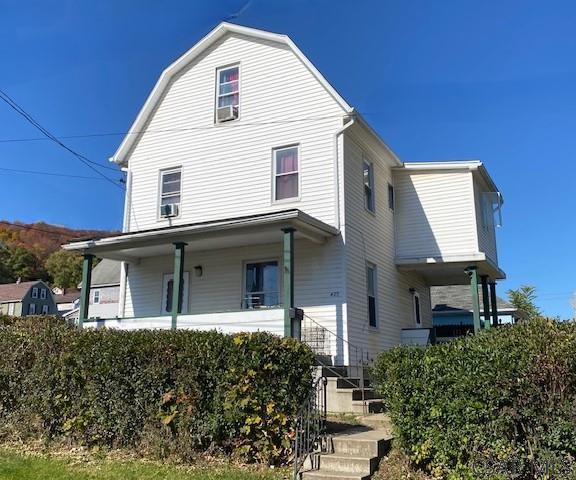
[388,183,395,211]
[243,261,279,309]
[28,303,36,315]
[274,146,299,201]
[366,263,378,327]
[31,287,38,299]
[216,65,239,122]
[41,304,49,315]
[40,288,47,300]
[363,159,375,212]
[93,290,101,304]
[159,168,181,218]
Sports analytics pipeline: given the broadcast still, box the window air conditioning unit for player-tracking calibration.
[160,203,178,218]
[216,105,238,123]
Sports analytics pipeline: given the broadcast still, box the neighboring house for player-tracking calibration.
[65,259,121,322]
[0,280,57,316]
[63,23,505,365]
[53,289,81,316]
[432,285,517,342]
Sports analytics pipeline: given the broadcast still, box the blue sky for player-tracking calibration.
[1,0,575,317]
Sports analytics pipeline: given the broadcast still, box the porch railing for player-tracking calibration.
[293,376,328,479]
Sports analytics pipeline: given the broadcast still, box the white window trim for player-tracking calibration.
[272,144,301,204]
[366,262,378,329]
[31,287,38,299]
[157,167,182,220]
[93,289,101,304]
[412,291,422,327]
[215,63,241,123]
[242,258,281,309]
[41,304,49,315]
[363,157,375,213]
[28,303,36,315]
[40,288,47,300]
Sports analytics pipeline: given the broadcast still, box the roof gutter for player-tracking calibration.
[333,115,355,229]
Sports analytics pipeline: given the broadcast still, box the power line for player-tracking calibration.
[0,221,86,239]
[0,89,124,189]
[0,166,111,181]
[0,114,352,144]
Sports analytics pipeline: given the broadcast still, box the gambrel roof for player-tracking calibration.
[110,22,355,166]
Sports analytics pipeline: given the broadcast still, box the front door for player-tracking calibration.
[161,272,190,314]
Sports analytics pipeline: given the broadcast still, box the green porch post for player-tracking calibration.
[282,227,295,338]
[466,266,482,334]
[489,281,499,327]
[171,242,187,330]
[481,275,491,330]
[79,253,94,329]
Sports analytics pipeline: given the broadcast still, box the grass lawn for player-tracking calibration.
[0,449,287,480]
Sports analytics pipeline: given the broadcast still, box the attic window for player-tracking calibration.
[216,65,239,122]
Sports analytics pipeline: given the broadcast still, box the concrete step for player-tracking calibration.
[350,399,385,414]
[301,470,370,480]
[332,430,392,458]
[320,453,379,475]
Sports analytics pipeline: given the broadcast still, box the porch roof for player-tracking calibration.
[63,209,338,262]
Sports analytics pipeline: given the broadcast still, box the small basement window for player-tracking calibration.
[216,65,239,122]
[159,168,182,218]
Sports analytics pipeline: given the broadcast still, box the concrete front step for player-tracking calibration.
[351,399,384,414]
[319,453,379,475]
[302,470,371,480]
[332,430,392,457]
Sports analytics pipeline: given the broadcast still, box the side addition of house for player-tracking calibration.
[63,23,505,365]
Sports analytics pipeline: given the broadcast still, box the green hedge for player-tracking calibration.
[0,316,314,464]
[374,318,576,479]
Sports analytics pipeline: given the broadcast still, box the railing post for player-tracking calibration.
[171,242,187,330]
[489,281,499,327]
[282,227,296,338]
[79,253,94,329]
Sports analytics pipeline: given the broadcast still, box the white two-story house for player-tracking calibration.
[64,22,505,365]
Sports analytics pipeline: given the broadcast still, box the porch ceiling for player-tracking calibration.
[63,209,338,262]
[396,256,506,285]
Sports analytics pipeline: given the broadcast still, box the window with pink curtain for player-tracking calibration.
[274,146,299,201]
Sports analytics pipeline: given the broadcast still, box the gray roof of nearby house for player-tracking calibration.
[53,290,81,304]
[90,259,121,287]
[431,285,515,314]
[0,280,47,302]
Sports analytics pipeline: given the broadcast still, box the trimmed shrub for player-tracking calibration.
[373,318,576,479]
[0,315,314,464]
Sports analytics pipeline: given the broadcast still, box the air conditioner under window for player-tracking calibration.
[160,203,179,218]
[216,105,238,123]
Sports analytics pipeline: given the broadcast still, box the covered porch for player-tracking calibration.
[397,255,506,334]
[63,209,340,339]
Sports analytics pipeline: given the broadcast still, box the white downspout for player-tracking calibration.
[333,114,355,230]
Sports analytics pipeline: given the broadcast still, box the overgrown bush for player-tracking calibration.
[374,318,576,479]
[0,315,314,464]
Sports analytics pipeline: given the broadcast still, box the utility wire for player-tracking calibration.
[0,166,108,181]
[0,89,124,188]
[0,220,88,239]
[0,114,352,144]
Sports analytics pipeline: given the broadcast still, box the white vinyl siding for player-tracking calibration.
[474,179,499,265]
[342,129,432,357]
[125,32,345,232]
[393,169,478,261]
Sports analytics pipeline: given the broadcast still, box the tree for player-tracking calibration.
[45,250,83,289]
[0,245,15,283]
[6,246,46,281]
[507,285,541,321]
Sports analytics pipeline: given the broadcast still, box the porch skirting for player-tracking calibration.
[84,308,285,336]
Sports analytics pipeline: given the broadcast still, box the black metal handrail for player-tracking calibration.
[293,376,328,479]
